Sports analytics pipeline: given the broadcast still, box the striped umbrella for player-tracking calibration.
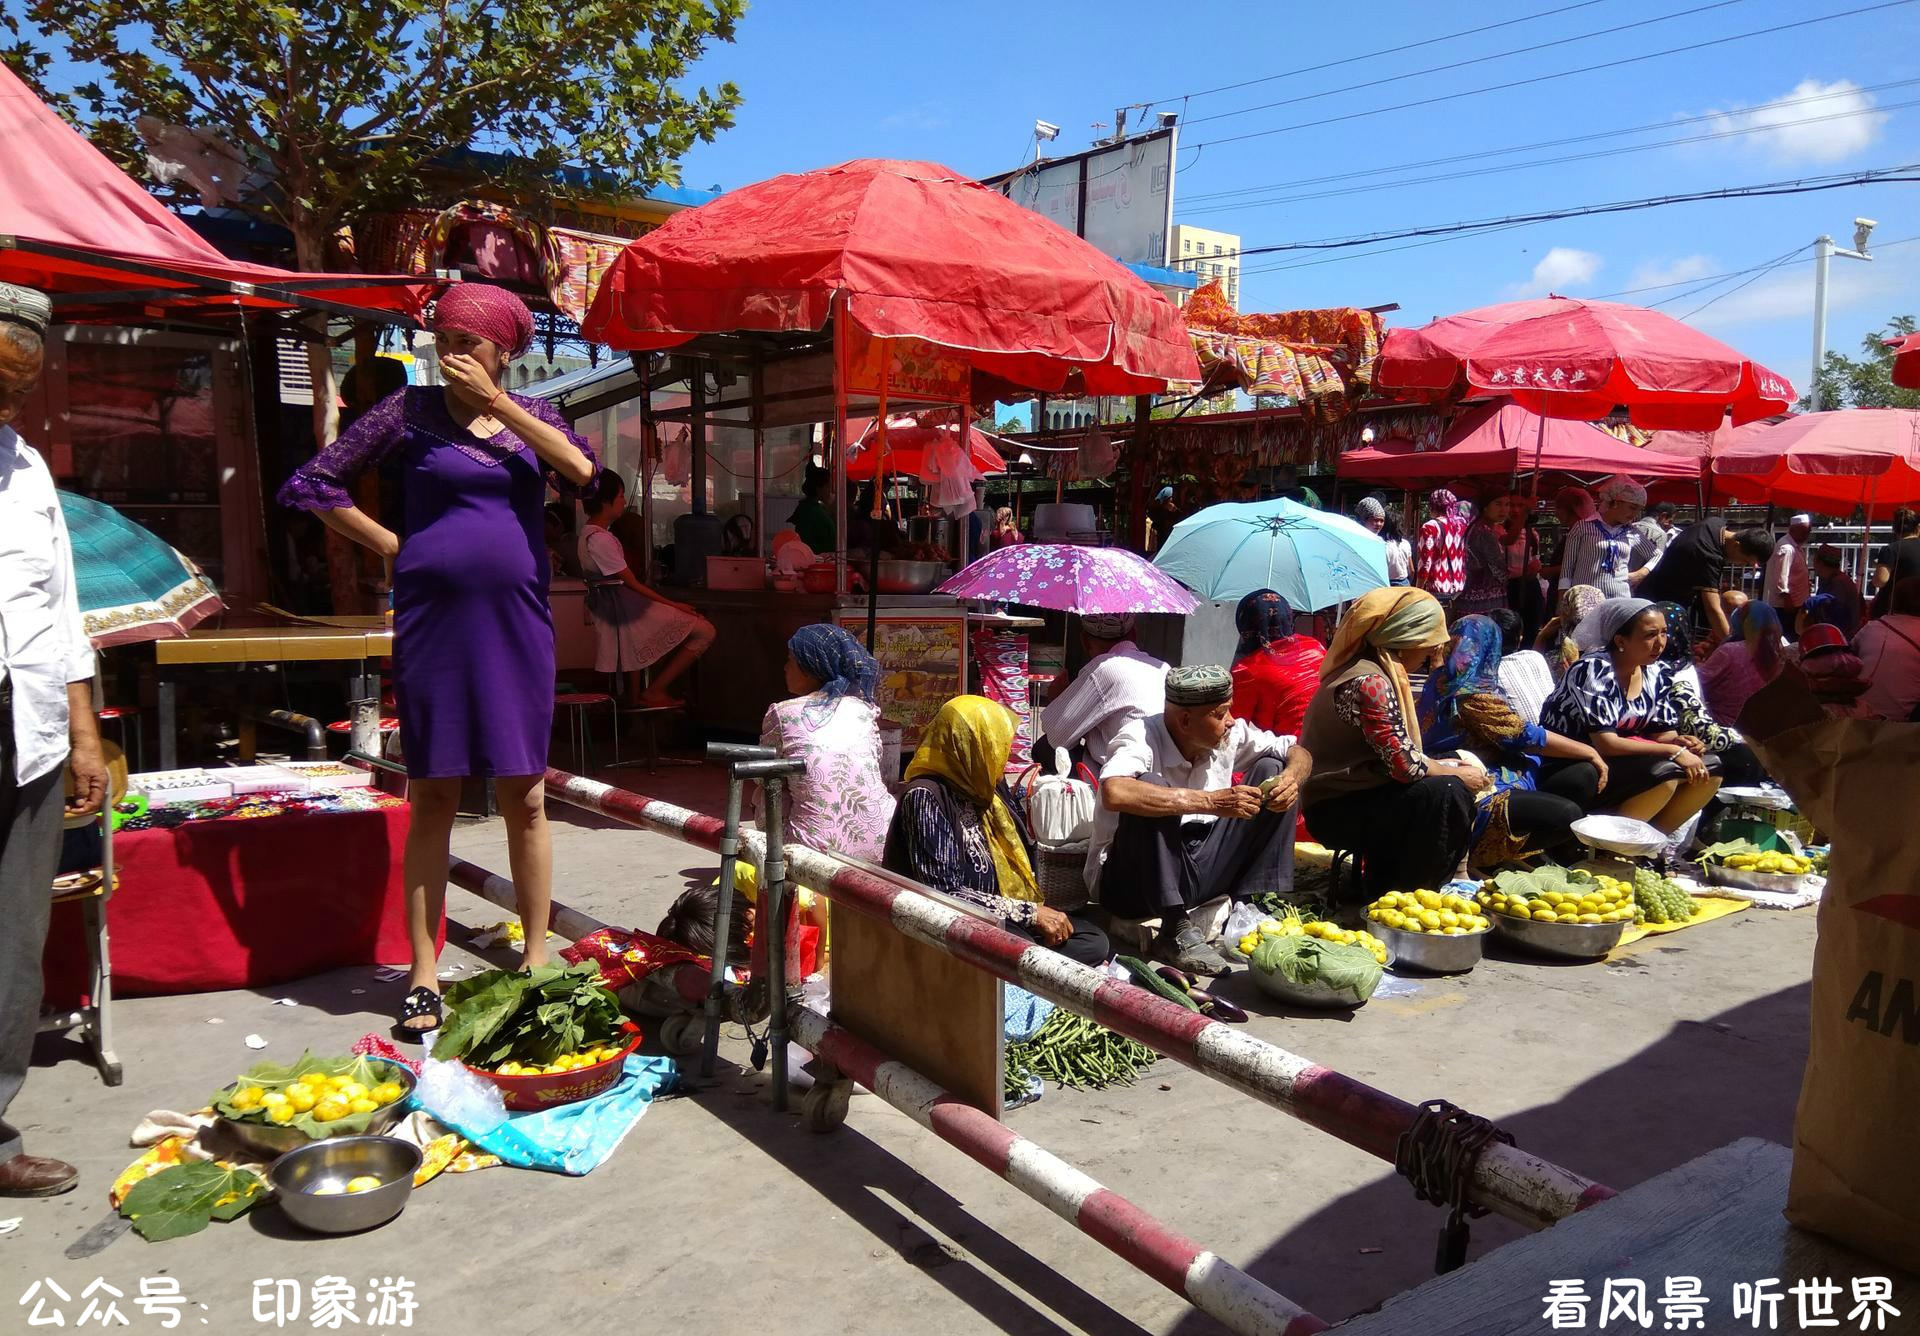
[57,491,224,646]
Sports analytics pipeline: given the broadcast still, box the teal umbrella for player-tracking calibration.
[57,491,224,647]
[1153,497,1388,611]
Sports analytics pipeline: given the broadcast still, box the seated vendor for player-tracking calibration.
[1093,665,1311,976]
[1038,612,1168,769]
[883,696,1110,965]
[1298,588,1486,898]
[1538,597,1721,833]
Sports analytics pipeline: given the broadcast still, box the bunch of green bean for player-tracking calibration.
[1004,1010,1160,1098]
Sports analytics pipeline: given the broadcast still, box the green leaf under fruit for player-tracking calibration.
[119,1162,266,1242]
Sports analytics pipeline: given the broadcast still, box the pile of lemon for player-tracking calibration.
[1719,849,1813,876]
[1367,889,1489,936]
[1480,875,1636,924]
[230,1071,407,1125]
[492,1045,625,1078]
[308,1175,385,1196]
[1236,915,1389,968]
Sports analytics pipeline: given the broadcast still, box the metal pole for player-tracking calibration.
[691,366,708,517]
[751,360,766,559]
[1809,235,1833,414]
[703,766,746,1078]
[832,290,851,597]
[762,771,793,1111]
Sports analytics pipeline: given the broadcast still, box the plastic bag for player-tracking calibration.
[413,1058,507,1137]
[1223,901,1267,946]
[1024,748,1095,843]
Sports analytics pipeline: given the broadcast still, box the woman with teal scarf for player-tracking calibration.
[1418,616,1611,865]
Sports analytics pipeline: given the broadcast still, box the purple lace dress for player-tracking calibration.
[278,387,596,779]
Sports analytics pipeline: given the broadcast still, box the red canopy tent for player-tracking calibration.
[845,416,1008,481]
[0,64,431,324]
[1340,401,1700,486]
[1712,409,1920,511]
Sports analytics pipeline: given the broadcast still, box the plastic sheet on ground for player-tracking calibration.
[413,1055,679,1176]
[1616,891,1751,946]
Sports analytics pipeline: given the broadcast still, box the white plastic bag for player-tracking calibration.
[414,1057,508,1136]
[1223,901,1266,946]
[1026,748,1095,843]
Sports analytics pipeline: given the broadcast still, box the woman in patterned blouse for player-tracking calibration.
[1538,598,1721,832]
[882,696,1109,964]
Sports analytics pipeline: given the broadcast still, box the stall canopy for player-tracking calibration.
[0,63,432,324]
[1712,409,1920,510]
[1340,401,1701,484]
[1889,332,1920,390]
[844,415,1008,481]
[581,158,1200,395]
[1375,296,1793,431]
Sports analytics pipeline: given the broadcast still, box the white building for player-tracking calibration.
[1171,223,1240,310]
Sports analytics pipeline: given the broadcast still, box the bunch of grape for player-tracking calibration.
[1633,867,1699,924]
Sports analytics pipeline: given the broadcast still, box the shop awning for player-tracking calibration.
[1340,401,1700,482]
[0,64,433,325]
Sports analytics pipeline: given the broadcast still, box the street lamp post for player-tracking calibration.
[1809,218,1876,412]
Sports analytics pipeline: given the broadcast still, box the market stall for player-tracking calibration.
[574,157,1198,742]
[1340,401,1702,490]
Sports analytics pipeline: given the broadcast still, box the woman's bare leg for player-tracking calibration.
[401,777,463,1028]
[637,619,717,706]
[495,773,553,970]
[1611,779,1679,825]
[1652,775,1721,834]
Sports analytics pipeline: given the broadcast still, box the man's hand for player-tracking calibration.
[1208,785,1264,819]
[1033,905,1074,946]
[66,740,107,818]
[1260,774,1299,811]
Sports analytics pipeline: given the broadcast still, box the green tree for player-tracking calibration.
[1800,315,1920,411]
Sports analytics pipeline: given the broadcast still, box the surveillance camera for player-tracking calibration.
[1034,120,1060,141]
[1157,111,1178,128]
[1853,218,1877,253]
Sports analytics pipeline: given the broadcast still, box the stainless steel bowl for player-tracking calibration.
[1377,923,1487,973]
[214,1060,416,1159]
[268,1136,421,1235]
[1489,909,1628,960]
[1704,863,1815,894]
[1248,964,1370,1009]
[1570,814,1668,859]
[873,558,949,593]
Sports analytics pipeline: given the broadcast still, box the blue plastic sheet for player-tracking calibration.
[419,1055,679,1176]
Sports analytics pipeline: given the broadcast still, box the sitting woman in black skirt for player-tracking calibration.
[1299,587,1490,896]
[1539,598,1721,833]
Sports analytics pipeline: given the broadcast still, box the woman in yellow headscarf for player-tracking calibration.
[882,696,1110,964]
[1297,588,1491,896]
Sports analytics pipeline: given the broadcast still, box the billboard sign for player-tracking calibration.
[984,127,1175,269]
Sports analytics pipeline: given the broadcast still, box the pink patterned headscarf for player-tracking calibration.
[431,284,534,359]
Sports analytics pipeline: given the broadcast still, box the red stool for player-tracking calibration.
[96,705,141,772]
[553,693,616,773]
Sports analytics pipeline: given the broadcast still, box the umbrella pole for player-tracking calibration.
[866,364,891,652]
[1528,409,1548,507]
[833,291,852,598]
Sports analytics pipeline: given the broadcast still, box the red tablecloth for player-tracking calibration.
[42,803,440,1003]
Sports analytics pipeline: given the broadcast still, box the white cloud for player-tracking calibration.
[1704,79,1887,165]
[1622,254,1717,295]
[1506,247,1603,297]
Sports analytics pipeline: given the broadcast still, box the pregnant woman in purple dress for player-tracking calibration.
[279,284,596,1035]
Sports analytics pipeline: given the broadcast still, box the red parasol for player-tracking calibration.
[580,158,1199,395]
[1888,331,1920,390]
[844,417,1007,481]
[1376,296,1793,431]
[1712,409,1920,510]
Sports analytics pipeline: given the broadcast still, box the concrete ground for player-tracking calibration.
[7,766,1815,1335]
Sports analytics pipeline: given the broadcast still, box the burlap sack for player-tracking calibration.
[1740,666,1920,1272]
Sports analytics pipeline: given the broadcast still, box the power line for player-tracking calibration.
[1177,78,1920,210]
[1178,98,1920,217]
[1181,0,1757,130]
[1662,234,1920,319]
[1182,0,1916,154]
[1676,248,1815,321]
[1142,0,1612,105]
[1591,249,1813,302]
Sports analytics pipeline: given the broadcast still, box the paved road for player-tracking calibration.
[7,788,1813,1335]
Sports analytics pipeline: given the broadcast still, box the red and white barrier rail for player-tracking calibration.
[789,1004,1328,1336]
[542,769,1616,1230]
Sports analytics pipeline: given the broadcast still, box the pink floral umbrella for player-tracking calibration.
[937,543,1198,614]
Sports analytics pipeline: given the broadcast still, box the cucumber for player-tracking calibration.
[1117,955,1201,1011]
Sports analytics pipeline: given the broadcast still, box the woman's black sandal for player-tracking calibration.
[394,986,443,1039]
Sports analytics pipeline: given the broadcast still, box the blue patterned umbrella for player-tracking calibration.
[57,491,224,646]
[1153,498,1387,611]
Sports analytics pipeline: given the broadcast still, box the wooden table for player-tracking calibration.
[1336,1139,1914,1335]
[153,616,394,768]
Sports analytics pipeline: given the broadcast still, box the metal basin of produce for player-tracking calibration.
[1704,863,1817,894]
[1570,814,1667,860]
[1376,924,1488,974]
[873,558,949,593]
[269,1136,421,1235]
[1248,963,1370,1009]
[213,1060,416,1159]
[1489,909,1627,961]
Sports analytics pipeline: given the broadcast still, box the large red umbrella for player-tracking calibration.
[581,158,1199,395]
[1341,401,1699,484]
[844,417,1007,481]
[1377,296,1793,431]
[1888,332,1920,390]
[1712,409,1920,510]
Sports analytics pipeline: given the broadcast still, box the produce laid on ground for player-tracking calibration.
[1004,1009,1159,1098]
[1367,889,1490,935]
[1116,956,1250,1022]
[1632,867,1703,925]
[431,962,636,1110]
[1238,908,1386,1005]
[213,1053,411,1135]
[1700,842,1816,877]
[1477,866,1638,924]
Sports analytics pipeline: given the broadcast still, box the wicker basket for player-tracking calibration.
[1034,839,1091,909]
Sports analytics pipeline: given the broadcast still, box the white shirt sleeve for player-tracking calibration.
[584,527,629,577]
[1231,717,1293,768]
[48,467,95,685]
[1098,715,1156,783]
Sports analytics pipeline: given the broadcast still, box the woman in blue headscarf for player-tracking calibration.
[1418,615,1610,864]
[759,624,896,862]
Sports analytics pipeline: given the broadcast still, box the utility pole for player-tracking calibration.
[1809,218,1876,412]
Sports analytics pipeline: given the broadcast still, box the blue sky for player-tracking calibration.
[673,0,1918,394]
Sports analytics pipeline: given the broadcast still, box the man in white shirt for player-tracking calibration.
[1037,613,1167,771]
[0,283,104,1199]
[1765,514,1812,615]
[1093,664,1311,975]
